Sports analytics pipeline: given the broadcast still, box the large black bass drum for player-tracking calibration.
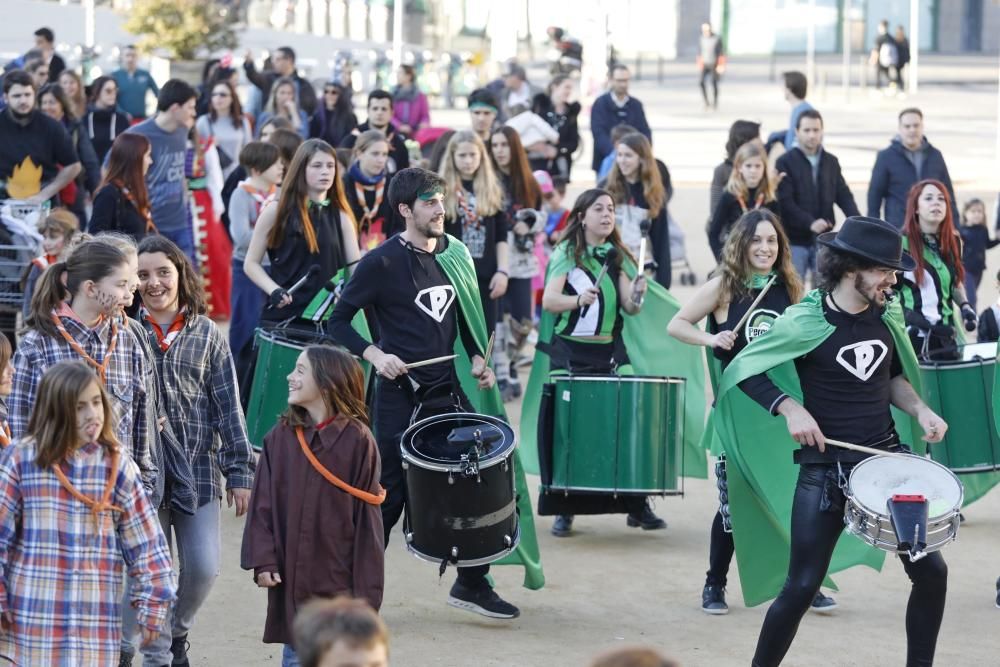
[401,412,520,569]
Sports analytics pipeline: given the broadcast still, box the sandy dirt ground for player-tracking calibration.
[189,55,1000,666]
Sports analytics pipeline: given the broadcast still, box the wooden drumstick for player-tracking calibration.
[483,331,495,367]
[733,274,778,334]
[403,354,457,370]
[824,438,911,461]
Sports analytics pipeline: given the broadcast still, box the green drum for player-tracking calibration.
[548,375,685,495]
[920,343,1000,473]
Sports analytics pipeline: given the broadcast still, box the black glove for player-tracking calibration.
[268,288,290,308]
[904,309,932,332]
[929,323,955,340]
[960,302,977,332]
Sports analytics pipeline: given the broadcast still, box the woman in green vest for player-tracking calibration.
[899,179,976,360]
[540,188,665,536]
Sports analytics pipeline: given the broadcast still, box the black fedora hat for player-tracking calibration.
[817,216,915,272]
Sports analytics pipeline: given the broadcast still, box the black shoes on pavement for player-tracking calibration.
[448,581,520,619]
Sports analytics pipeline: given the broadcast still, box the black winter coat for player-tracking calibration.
[775,147,859,246]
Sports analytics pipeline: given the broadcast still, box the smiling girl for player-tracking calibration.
[242,344,384,666]
[0,360,174,665]
[708,141,780,261]
[12,240,156,488]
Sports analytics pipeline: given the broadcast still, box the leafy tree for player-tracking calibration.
[124,0,237,61]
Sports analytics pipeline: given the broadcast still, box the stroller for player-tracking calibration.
[668,212,698,286]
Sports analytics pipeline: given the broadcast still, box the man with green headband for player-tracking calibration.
[468,88,500,143]
[329,167,543,619]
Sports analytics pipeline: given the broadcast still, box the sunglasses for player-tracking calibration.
[324,89,340,95]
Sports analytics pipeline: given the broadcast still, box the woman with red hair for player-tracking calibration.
[899,179,975,360]
[89,133,156,240]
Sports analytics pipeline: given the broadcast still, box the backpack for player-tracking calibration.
[879,41,898,68]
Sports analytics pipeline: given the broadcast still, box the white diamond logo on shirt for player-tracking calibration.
[835,340,888,381]
[414,285,456,323]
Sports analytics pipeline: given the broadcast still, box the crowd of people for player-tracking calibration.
[0,20,996,667]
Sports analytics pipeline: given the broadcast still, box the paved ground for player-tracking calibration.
[194,55,1000,666]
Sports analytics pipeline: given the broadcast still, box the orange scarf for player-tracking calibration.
[295,426,386,505]
[51,311,119,385]
[737,192,766,214]
[353,180,385,231]
[0,422,10,448]
[143,308,186,352]
[116,182,157,234]
[52,445,124,532]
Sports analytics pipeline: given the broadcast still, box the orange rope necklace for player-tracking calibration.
[51,314,119,385]
[0,422,10,448]
[295,426,386,505]
[52,446,124,532]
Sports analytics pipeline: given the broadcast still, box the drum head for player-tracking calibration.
[849,455,963,517]
[402,413,515,472]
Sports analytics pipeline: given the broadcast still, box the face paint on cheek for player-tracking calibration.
[95,290,120,312]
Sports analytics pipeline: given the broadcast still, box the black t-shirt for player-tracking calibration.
[0,109,79,198]
[329,235,478,386]
[740,297,903,463]
[709,282,793,368]
[444,180,509,282]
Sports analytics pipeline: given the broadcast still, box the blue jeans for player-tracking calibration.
[964,268,983,312]
[790,244,817,283]
[122,501,221,665]
[230,257,265,369]
[159,226,197,268]
[282,644,301,667]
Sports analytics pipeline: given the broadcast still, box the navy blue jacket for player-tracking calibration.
[776,147,859,246]
[590,92,652,171]
[867,136,958,228]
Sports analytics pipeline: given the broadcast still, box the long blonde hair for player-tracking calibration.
[725,141,776,203]
[438,130,503,220]
[605,132,666,218]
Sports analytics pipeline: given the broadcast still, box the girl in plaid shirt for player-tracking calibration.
[0,360,174,665]
[133,235,254,666]
[11,241,156,492]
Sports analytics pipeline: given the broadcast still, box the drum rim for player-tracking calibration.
[918,356,997,370]
[543,484,683,495]
[551,375,687,385]
[846,453,965,517]
[404,523,521,568]
[400,412,517,472]
[254,326,330,346]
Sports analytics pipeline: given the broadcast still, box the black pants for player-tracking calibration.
[477,277,498,337]
[752,464,947,667]
[699,66,719,106]
[372,378,489,588]
[705,510,734,587]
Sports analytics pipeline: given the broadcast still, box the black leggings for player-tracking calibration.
[752,464,948,667]
[705,510,735,587]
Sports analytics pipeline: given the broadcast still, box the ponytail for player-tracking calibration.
[25,261,70,337]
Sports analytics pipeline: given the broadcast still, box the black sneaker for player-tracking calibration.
[551,515,574,537]
[170,634,190,666]
[118,651,134,667]
[447,582,520,619]
[701,584,729,615]
[809,590,837,614]
[626,500,667,530]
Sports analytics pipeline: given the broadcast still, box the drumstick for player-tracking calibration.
[403,354,457,370]
[824,438,911,461]
[483,331,495,367]
[733,274,778,334]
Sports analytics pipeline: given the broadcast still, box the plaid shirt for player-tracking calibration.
[0,439,175,665]
[10,313,156,491]
[139,313,254,506]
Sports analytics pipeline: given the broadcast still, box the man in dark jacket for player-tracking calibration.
[339,90,410,175]
[590,64,651,174]
[243,46,318,117]
[776,109,859,279]
[867,107,958,228]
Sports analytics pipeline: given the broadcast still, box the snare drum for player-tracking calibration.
[919,348,1000,473]
[401,412,520,567]
[245,328,326,450]
[844,454,963,556]
[546,375,684,495]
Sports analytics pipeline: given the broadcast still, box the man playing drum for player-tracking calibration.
[328,167,521,619]
[716,216,949,666]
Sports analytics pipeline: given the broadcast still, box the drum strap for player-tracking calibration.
[295,427,387,505]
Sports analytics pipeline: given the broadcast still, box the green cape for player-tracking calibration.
[520,251,708,480]
[714,290,925,606]
[434,235,545,590]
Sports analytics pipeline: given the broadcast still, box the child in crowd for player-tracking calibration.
[22,208,79,318]
[292,597,389,667]
[707,140,780,260]
[0,360,174,664]
[0,333,11,447]
[959,197,998,311]
[596,123,638,183]
[229,141,283,380]
[242,345,384,667]
[131,235,254,666]
[977,269,1000,343]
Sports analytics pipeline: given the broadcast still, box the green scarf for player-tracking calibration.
[520,245,707,480]
[714,290,924,606]
[433,235,545,590]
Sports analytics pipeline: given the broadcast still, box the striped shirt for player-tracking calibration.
[0,439,175,665]
[10,310,156,492]
[138,314,254,506]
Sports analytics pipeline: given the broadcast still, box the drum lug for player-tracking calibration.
[504,534,512,547]
[450,546,459,560]
[405,532,414,544]
[448,473,454,485]
[401,460,409,470]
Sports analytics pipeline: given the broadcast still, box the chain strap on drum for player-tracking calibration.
[715,455,732,533]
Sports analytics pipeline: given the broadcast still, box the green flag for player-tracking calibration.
[714,290,925,606]
[519,250,708,480]
[433,235,545,590]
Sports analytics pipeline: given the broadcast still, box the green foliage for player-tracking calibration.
[124,0,237,61]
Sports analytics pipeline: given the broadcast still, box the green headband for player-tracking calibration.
[469,101,498,114]
[417,186,445,201]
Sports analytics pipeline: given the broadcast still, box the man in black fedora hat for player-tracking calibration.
[713,216,950,666]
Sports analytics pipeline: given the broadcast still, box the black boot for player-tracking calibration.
[626,500,667,530]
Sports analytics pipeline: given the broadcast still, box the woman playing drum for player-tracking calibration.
[540,188,665,535]
[669,210,839,615]
[899,179,975,360]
